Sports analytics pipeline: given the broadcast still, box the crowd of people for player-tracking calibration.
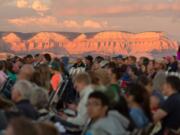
[0,51,180,135]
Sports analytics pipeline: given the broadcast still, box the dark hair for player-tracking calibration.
[95,56,104,63]
[137,75,152,87]
[0,61,6,70]
[112,68,123,80]
[119,64,128,73]
[54,58,65,73]
[127,83,152,121]
[34,54,40,57]
[129,56,137,63]
[44,53,51,62]
[166,76,180,92]
[89,91,110,107]
[129,66,139,76]
[85,55,93,63]
[25,54,33,59]
[113,96,130,119]
[143,58,149,66]
[9,118,38,135]
[4,61,13,73]
[36,122,59,135]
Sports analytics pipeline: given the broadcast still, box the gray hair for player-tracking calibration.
[13,80,33,100]
[30,87,49,109]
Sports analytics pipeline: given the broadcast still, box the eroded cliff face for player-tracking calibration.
[66,32,178,56]
[2,33,25,51]
[0,31,178,56]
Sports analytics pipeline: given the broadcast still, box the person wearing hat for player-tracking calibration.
[49,60,63,91]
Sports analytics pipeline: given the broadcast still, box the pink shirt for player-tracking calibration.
[0,71,7,87]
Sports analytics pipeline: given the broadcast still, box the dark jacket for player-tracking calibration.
[16,100,38,120]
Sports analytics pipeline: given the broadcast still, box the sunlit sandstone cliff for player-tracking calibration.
[0,31,178,56]
[66,32,178,55]
[2,33,26,51]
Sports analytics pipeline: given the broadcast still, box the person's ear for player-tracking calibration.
[103,106,108,113]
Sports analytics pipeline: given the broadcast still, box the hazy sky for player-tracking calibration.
[0,0,180,40]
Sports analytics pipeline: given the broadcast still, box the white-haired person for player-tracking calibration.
[11,80,38,120]
[30,87,50,121]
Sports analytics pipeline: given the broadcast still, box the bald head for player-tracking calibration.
[18,64,35,81]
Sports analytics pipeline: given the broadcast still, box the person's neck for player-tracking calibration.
[54,71,60,74]
[111,79,118,84]
[168,90,177,96]
[129,102,141,109]
[131,74,137,80]
[92,113,107,122]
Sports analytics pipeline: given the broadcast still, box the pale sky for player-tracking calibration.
[0,0,180,40]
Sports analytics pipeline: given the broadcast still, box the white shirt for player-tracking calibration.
[67,85,93,126]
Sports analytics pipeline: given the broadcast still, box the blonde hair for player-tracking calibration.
[93,69,111,86]
[74,72,91,85]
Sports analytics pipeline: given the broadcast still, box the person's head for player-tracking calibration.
[92,56,104,70]
[107,63,122,83]
[0,60,6,71]
[123,57,129,65]
[126,83,152,121]
[138,57,146,66]
[128,56,137,65]
[143,57,149,67]
[76,57,83,64]
[95,56,104,64]
[34,54,42,63]
[49,60,61,74]
[127,66,139,78]
[87,91,109,121]
[74,72,91,92]
[169,56,176,64]
[85,55,93,65]
[43,53,51,63]
[147,60,155,71]
[154,59,165,71]
[12,61,23,74]
[36,122,59,135]
[30,87,48,110]
[5,118,38,135]
[111,55,123,64]
[137,76,153,94]
[5,61,14,73]
[162,76,180,96]
[12,80,33,103]
[93,69,111,86]
[24,54,34,64]
[18,64,34,81]
[31,64,51,89]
